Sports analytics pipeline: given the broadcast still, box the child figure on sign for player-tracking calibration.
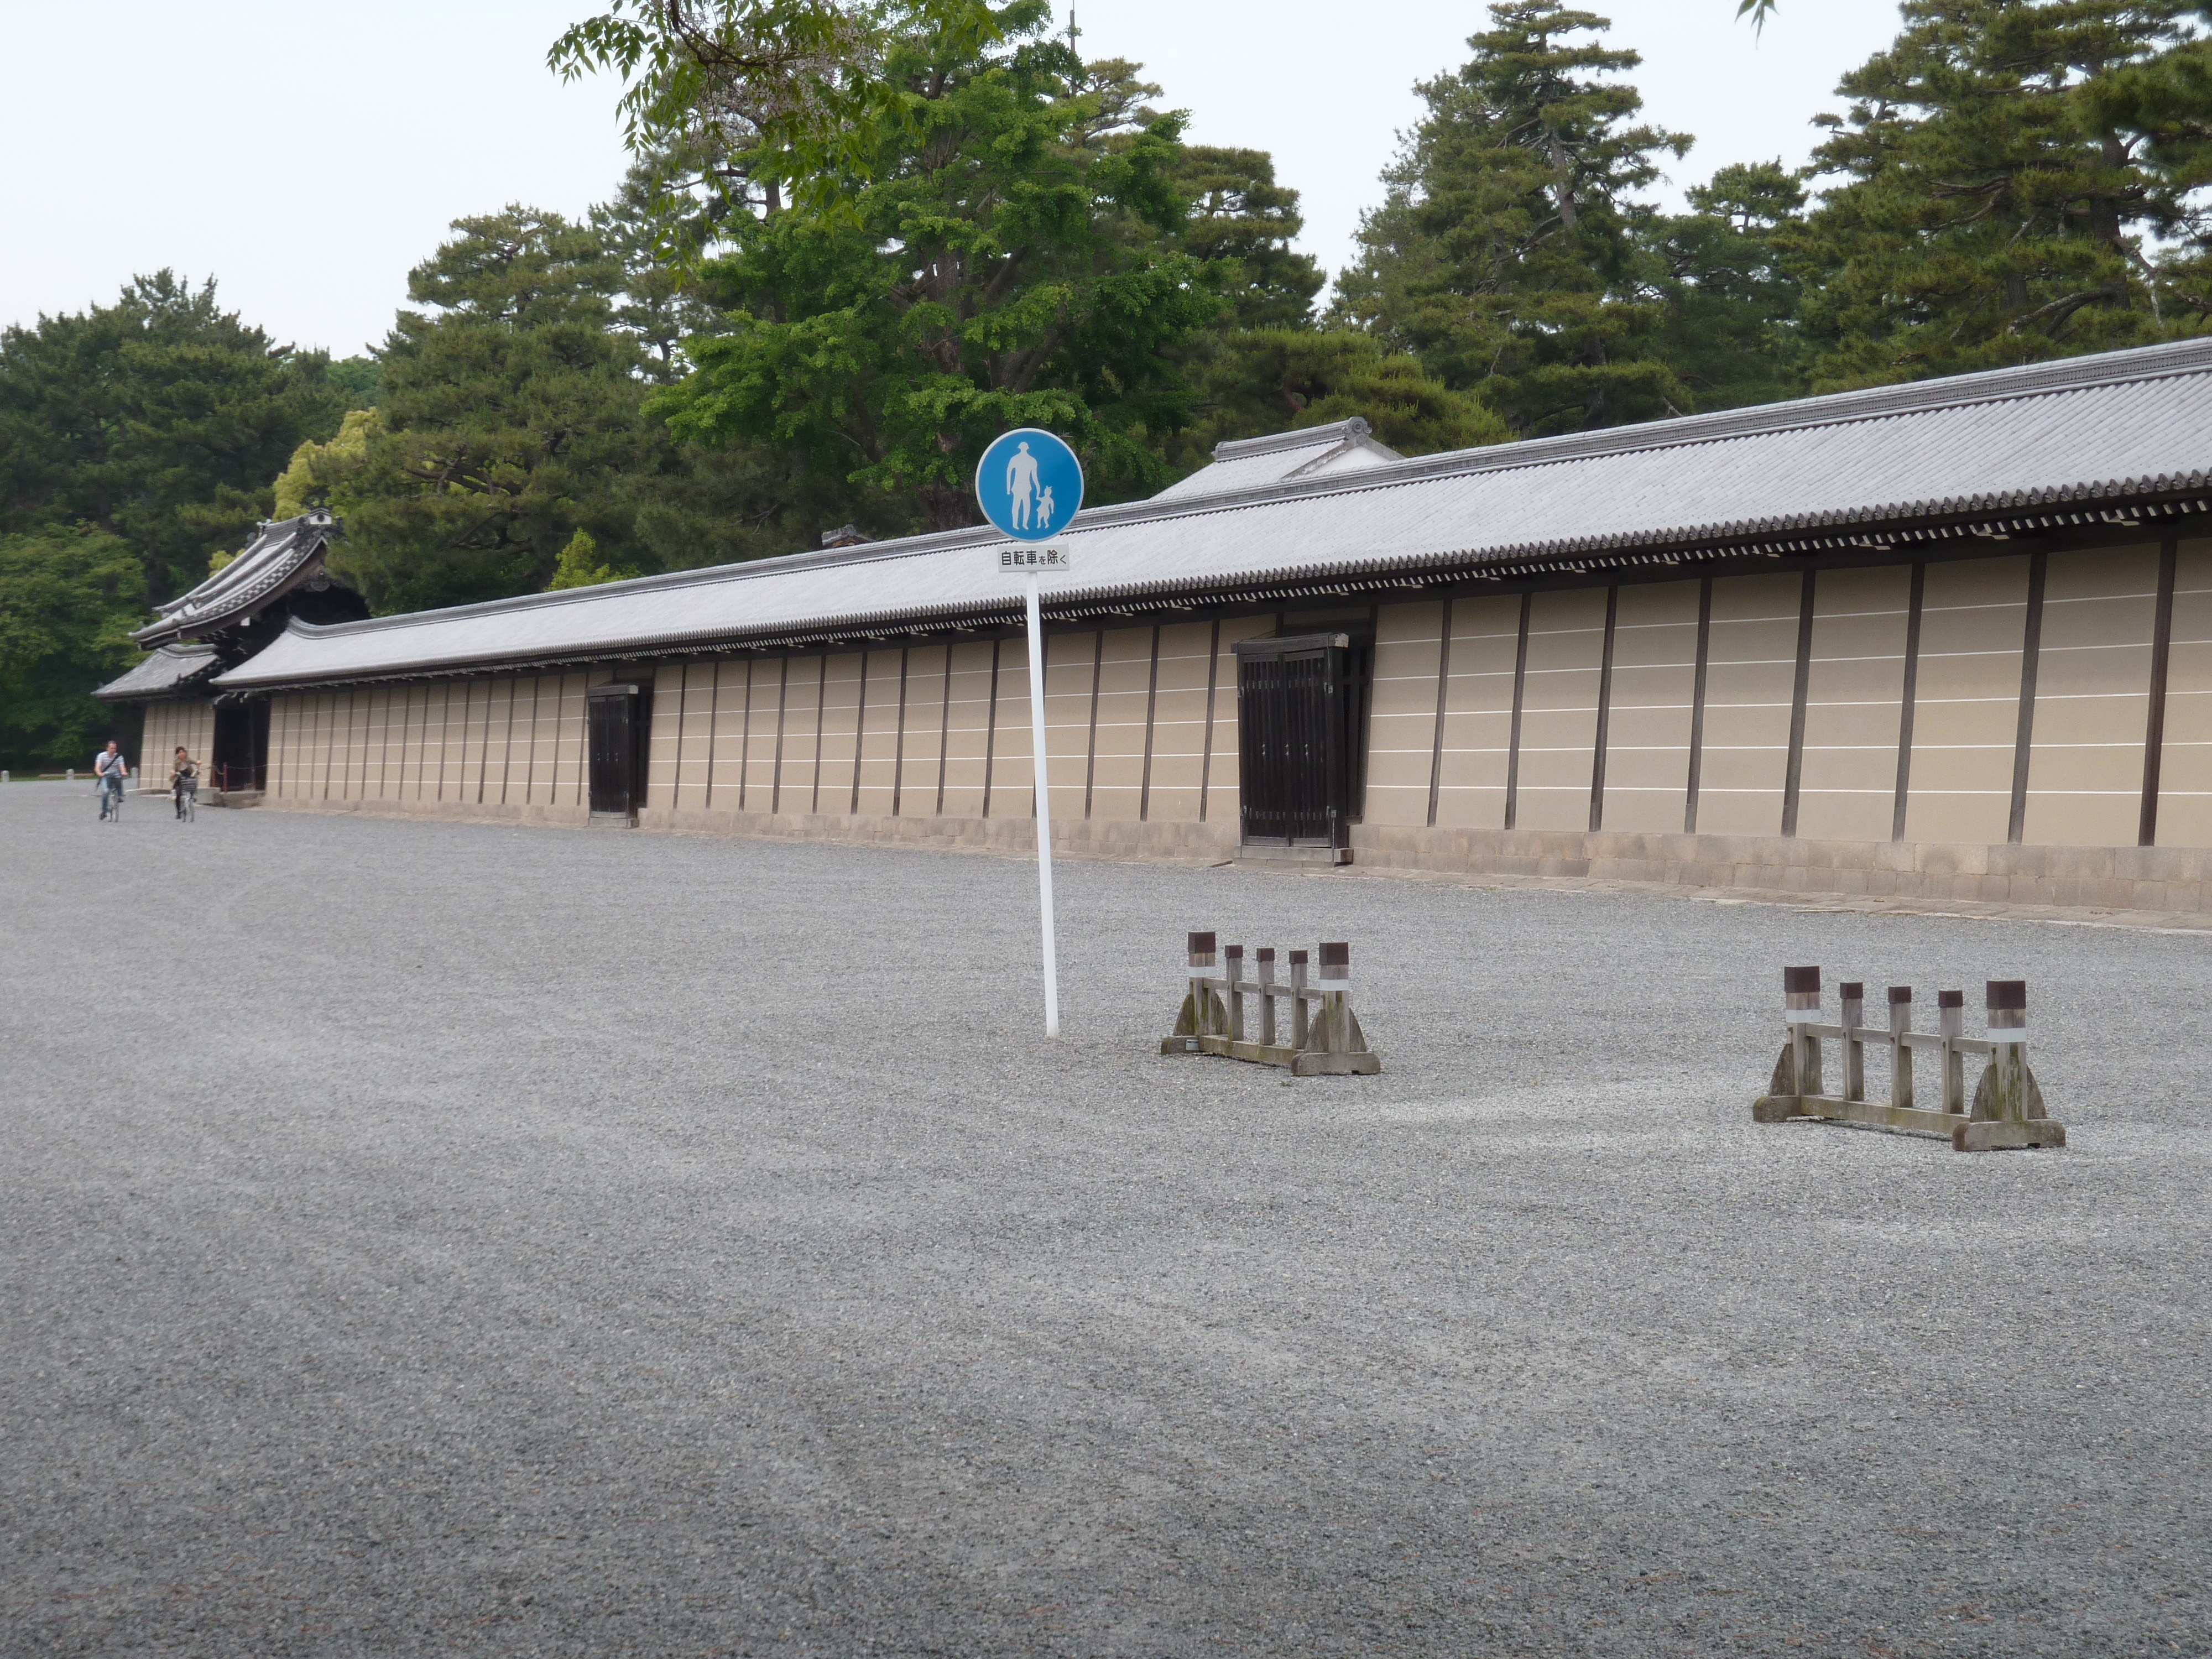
[1037,485,1056,529]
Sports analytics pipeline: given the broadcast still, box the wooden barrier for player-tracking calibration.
[1161,931,1382,1075]
[1752,967,2065,1151]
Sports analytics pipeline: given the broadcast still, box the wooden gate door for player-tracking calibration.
[1235,633,1354,848]
[587,681,650,819]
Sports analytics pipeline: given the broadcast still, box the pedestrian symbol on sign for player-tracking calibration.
[977,429,1083,542]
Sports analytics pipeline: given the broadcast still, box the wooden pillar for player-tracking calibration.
[1887,986,1914,1110]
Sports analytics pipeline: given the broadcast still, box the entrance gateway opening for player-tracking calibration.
[1234,631,1370,864]
[587,680,653,822]
[210,696,270,794]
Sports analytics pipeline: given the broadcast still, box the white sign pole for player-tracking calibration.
[1024,571,1060,1037]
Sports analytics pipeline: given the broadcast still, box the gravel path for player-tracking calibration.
[3,782,2206,1658]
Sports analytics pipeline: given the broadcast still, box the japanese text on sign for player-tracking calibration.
[1000,546,1072,570]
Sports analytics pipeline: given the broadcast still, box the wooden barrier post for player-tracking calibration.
[1937,990,1965,1117]
[1161,933,1380,1074]
[1957,979,2059,1150]
[1161,931,1229,1053]
[1840,981,1866,1103]
[1316,943,1350,1055]
[1752,967,2062,1150]
[1887,987,1913,1110]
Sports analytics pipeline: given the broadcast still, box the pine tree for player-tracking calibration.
[1334,1,1692,436]
[1648,160,1810,410]
[1794,0,2210,388]
[1172,146,1325,330]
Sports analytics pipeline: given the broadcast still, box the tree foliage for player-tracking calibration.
[651,7,1230,529]
[1335,1,1693,436]
[0,272,347,599]
[550,0,1006,223]
[0,526,145,771]
[1173,329,1509,469]
[315,204,881,613]
[1793,0,2212,389]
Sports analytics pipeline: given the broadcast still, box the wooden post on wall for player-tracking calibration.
[1780,569,1815,838]
[2140,538,2178,847]
[1426,596,1455,830]
[1502,593,1532,831]
[1588,586,1618,833]
[1891,564,1925,842]
[1684,577,1712,834]
[1197,619,1221,823]
[2007,550,2049,845]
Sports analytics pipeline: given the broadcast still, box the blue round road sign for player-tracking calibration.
[976,428,1084,542]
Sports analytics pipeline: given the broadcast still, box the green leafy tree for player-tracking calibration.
[551,0,1007,224]
[1793,0,2211,389]
[272,408,380,520]
[320,206,891,612]
[1648,160,1809,409]
[1334,1,1693,436]
[327,356,383,406]
[321,208,648,611]
[652,8,1229,528]
[0,272,346,599]
[1174,329,1510,467]
[0,526,146,772]
[545,526,641,588]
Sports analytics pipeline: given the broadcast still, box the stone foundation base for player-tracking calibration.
[258,795,1240,863]
[1349,824,2212,915]
[259,796,592,828]
[637,805,1240,864]
[250,797,2210,914]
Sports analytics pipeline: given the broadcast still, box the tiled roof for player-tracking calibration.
[91,644,222,702]
[1151,418,1405,502]
[216,338,2212,691]
[137,513,338,647]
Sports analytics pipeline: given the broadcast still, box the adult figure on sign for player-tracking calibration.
[975,429,1085,1038]
[1006,440,1041,531]
[977,428,1083,549]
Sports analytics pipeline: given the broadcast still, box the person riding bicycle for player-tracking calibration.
[171,747,199,820]
[94,741,128,820]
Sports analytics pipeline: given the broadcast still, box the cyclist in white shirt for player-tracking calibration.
[93,741,128,820]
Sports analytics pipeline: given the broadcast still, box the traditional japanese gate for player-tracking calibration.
[587,680,651,821]
[1235,632,1364,858]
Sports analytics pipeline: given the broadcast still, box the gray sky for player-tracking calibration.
[0,1,1903,358]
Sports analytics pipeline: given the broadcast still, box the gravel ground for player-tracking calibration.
[2,781,2208,1658]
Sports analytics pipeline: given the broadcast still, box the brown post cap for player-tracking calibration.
[1888,986,1912,1003]
[1188,932,1215,954]
[1987,979,2027,1010]
[1255,947,1275,962]
[1225,943,1244,958]
[1783,966,1820,994]
[1289,950,1308,964]
[1938,989,1964,1008]
[1319,942,1350,967]
[1839,982,1864,1000]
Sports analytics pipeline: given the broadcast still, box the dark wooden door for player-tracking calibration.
[1238,641,1349,846]
[587,684,647,816]
[211,698,270,792]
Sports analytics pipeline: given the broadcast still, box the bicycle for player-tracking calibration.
[99,773,124,822]
[174,776,197,822]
